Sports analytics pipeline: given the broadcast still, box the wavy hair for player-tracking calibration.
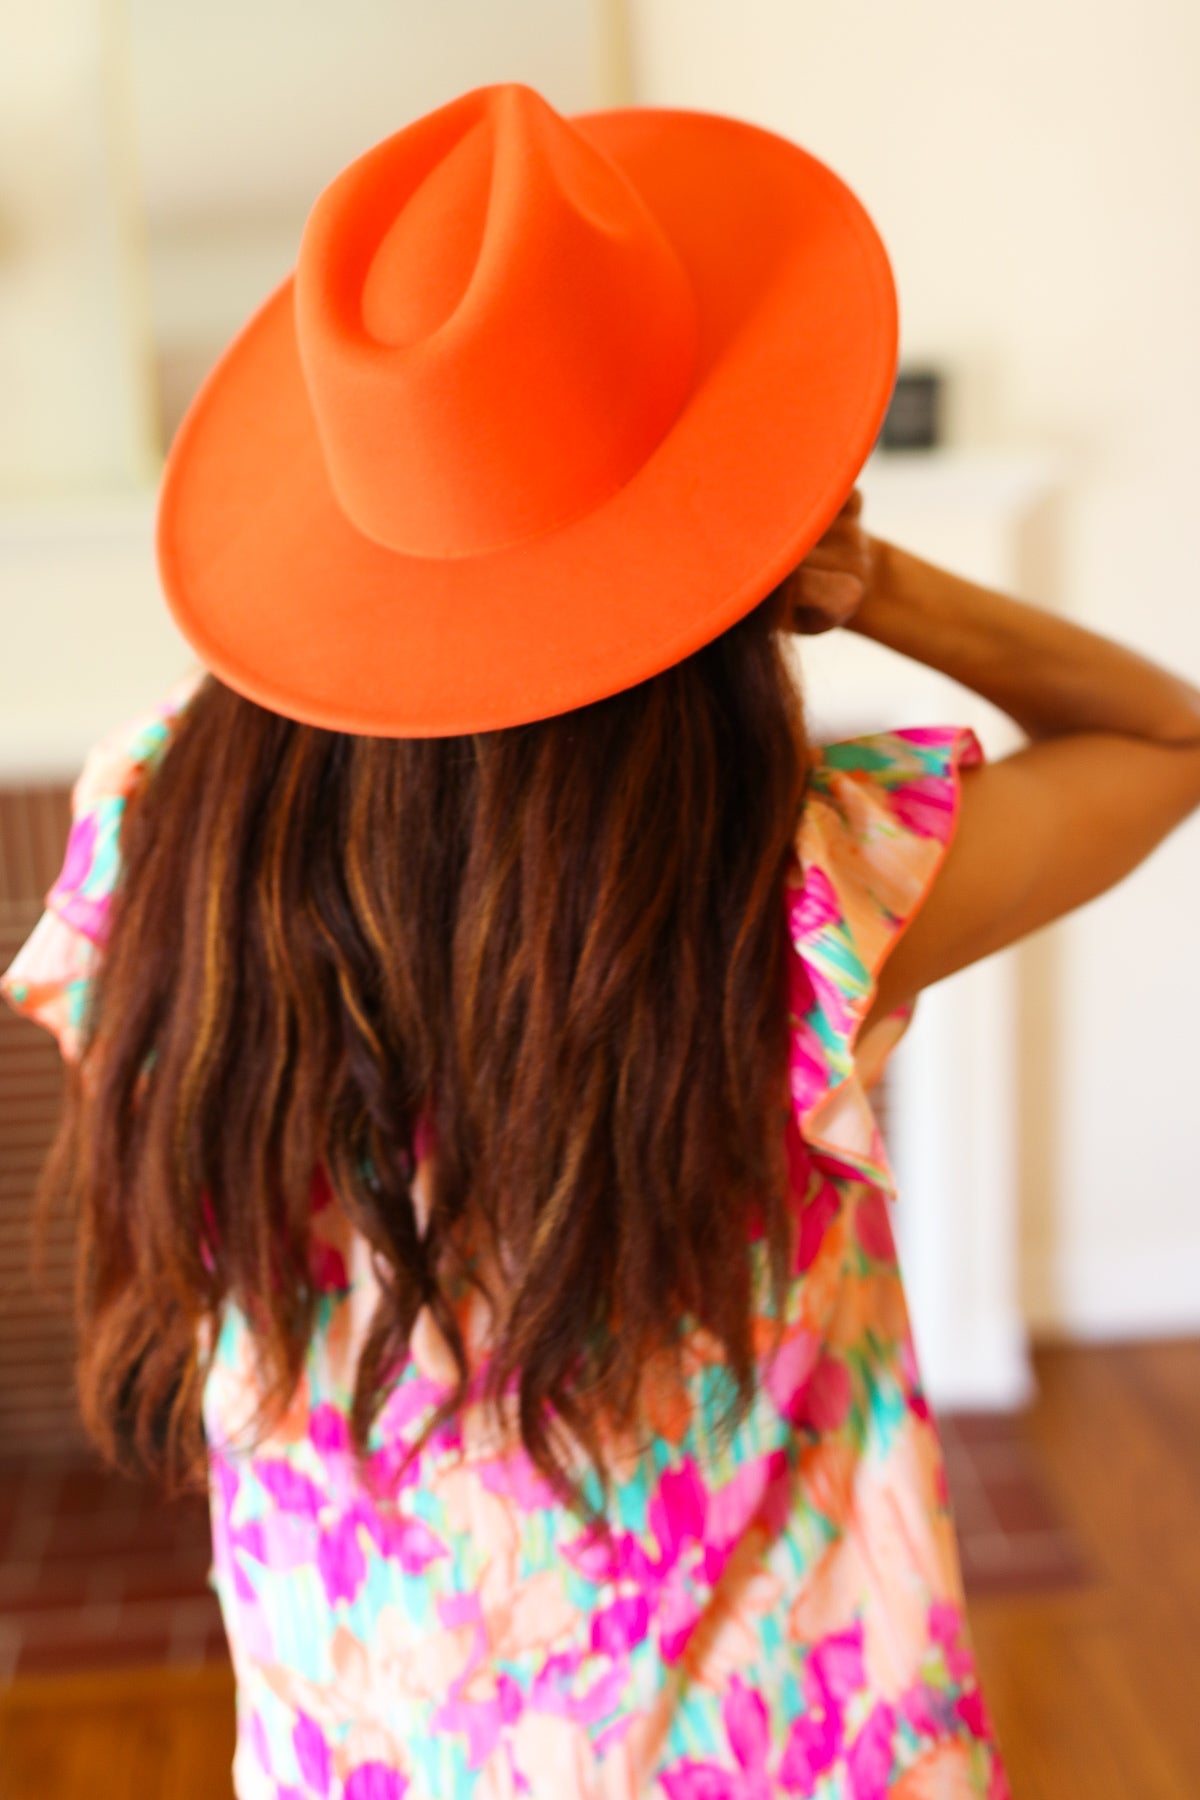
[38,582,812,1514]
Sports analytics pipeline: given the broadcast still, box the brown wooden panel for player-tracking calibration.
[0,785,86,1461]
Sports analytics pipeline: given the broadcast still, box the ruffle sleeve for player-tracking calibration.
[785,724,985,1197]
[0,667,207,1061]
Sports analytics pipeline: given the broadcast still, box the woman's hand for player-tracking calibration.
[780,487,875,635]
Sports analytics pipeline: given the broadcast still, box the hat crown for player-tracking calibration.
[294,83,700,559]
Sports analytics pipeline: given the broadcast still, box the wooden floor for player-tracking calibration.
[0,1338,1197,1800]
[967,1337,1200,1799]
[0,1662,236,1800]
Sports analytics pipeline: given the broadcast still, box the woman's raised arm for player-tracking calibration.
[788,498,1200,1019]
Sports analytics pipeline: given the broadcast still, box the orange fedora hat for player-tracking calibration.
[156,82,897,737]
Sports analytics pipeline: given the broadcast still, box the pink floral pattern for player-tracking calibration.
[1,690,1009,1798]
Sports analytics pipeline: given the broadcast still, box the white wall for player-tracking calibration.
[626,0,1200,1337]
[0,1,159,494]
[127,0,602,227]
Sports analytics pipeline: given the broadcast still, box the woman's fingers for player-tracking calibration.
[789,565,865,631]
[779,487,871,632]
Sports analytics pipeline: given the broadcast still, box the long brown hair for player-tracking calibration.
[40,583,811,1513]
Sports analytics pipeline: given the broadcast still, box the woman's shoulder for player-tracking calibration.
[795,723,984,953]
[804,724,984,833]
[0,667,207,1058]
[783,724,984,1188]
[71,666,206,805]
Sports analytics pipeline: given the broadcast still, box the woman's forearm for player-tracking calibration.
[850,538,1200,748]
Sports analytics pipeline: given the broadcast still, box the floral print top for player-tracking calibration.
[2,669,1011,1800]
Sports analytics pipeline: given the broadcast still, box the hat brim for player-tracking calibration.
[156,105,897,737]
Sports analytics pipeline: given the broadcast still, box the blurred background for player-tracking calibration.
[1,2,1197,1795]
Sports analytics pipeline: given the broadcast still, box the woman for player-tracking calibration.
[6,81,1200,1800]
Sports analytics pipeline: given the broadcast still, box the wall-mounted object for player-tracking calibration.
[879,367,944,452]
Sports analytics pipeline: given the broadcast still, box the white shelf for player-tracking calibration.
[861,445,1062,516]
